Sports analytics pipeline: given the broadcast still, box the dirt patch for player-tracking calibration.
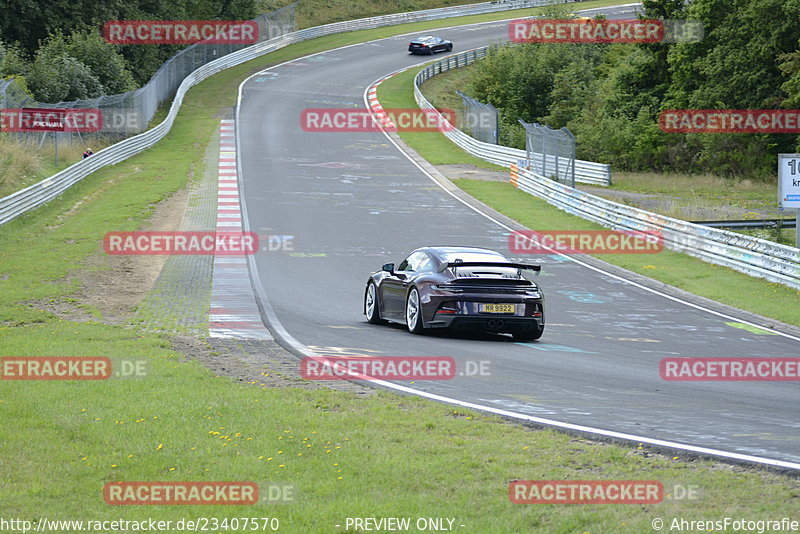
[175,335,375,395]
[30,186,189,324]
[438,163,508,182]
[85,188,189,322]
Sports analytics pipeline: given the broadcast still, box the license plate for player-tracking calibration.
[479,303,515,314]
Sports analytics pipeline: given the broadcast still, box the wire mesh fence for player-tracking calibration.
[455,90,498,144]
[519,120,576,188]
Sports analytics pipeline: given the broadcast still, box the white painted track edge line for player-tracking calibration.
[232,8,800,472]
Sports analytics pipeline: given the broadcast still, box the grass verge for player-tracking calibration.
[1,3,799,530]
[378,63,800,327]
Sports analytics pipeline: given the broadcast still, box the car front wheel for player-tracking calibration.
[364,281,385,324]
[405,287,426,334]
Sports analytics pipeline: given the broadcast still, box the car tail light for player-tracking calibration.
[436,303,460,314]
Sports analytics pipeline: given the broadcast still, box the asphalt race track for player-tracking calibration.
[236,5,800,467]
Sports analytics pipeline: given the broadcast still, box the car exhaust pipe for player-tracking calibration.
[487,319,505,331]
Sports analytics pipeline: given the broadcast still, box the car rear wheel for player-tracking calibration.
[364,282,385,324]
[405,287,426,334]
[513,323,543,341]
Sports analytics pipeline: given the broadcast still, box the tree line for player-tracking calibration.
[466,0,800,179]
[0,0,258,103]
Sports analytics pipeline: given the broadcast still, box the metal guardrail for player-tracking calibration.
[415,47,612,186]
[413,50,800,289]
[0,0,575,227]
[692,219,796,230]
[512,166,800,288]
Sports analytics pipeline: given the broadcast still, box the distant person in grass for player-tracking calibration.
[83,148,93,159]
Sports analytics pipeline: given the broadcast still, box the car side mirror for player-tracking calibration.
[382,263,395,274]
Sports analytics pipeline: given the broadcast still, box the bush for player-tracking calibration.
[26,53,103,103]
[41,31,136,95]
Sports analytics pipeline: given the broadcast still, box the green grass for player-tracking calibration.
[378,59,800,327]
[609,171,789,220]
[381,66,505,170]
[3,335,798,529]
[0,135,115,199]
[1,2,799,530]
[292,0,630,30]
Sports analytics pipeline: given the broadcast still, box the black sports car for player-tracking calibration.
[363,246,544,340]
[408,35,453,55]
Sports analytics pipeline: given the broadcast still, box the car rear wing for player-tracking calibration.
[438,261,541,273]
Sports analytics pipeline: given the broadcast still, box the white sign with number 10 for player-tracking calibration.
[779,154,800,209]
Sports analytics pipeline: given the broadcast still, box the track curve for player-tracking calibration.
[235,5,800,468]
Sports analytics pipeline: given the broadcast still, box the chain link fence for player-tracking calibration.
[518,120,575,188]
[455,90,498,144]
[0,2,297,143]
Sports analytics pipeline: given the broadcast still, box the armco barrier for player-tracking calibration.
[412,54,799,288]
[512,166,800,289]
[0,0,572,227]
[415,46,612,185]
